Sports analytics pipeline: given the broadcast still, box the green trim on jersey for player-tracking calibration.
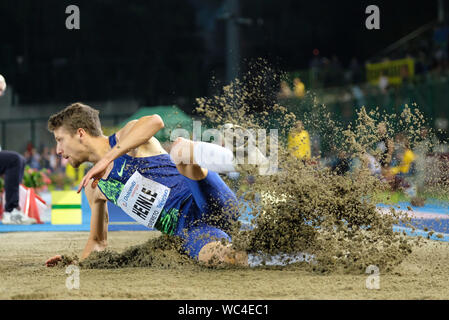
[97,178,124,205]
[154,207,179,235]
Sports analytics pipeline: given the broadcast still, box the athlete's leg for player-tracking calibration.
[170,137,304,267]
[170,127,274,177]
[180,171,241,266]
[170,138,248,266]
[180,223,248,266]
[179,174,244,266]
[198,240,248,267]
[169,137,206,180]
[170,138,313,267]
[170,137,236,178]
[186,227,314,267]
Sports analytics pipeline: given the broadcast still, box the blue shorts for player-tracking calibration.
[177,171,239,259]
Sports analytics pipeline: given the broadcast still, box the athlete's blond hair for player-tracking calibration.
[48,102,103,136]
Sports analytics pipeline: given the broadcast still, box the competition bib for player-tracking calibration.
[117,171,171,228]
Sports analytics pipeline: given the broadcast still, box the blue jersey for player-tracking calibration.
[97,134,194,236]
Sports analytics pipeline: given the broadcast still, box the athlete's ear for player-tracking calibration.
[77,128,87,141]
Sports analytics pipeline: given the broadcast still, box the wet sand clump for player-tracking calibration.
[80,235,196,269]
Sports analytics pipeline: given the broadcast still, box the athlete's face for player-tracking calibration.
[53,126,87,168]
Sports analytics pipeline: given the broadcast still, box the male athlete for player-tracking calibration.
[44,102,259,267]
[45,103,312,267]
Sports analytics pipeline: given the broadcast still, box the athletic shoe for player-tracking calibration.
[221,123,276,175]
[1,208,37,225]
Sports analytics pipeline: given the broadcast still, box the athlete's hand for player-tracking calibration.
[45,255,62,267]
[77,157,110,193]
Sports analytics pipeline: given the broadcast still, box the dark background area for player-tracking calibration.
[0,0,440,111]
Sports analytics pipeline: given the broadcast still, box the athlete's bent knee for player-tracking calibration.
[170,137,193,165]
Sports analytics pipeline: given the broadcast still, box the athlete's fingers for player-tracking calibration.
[77,178,85,193]
[45,255,62,267]
[78,168,105,193]
[83,169,96,187]
[77,175,88,193]
[77,162,107,193]
[90,170,106,189]
[83,173,92,187]
[46,260,58,267]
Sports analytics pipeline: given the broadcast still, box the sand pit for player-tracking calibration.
[1,231,449,300]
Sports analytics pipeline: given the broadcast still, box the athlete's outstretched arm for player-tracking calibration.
[45,185,108,267]
[77,115,164,192]
[80,185,109,260]
[109,114,164,159]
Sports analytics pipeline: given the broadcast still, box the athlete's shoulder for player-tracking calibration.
[115,120,138,142]
[115,119,160,144]
[115,119,166,154]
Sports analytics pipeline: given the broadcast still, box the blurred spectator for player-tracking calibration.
[310,133,321,159]
[49,147,58,171]
[341,90,353,122]
[39,147,51,170]
[400,64,411,84]
[411,128,431,203]
[293,78,305,98]
[351,85,366,108]
[321,57,332,86]
[434,44,448,66]
[385,133,416,192]
[376,122,394,171]
[378,70,389,93]
[25,142,33,155]
[329,55,343,86]
[365,152,382,177]
[287,120,311,161]
[349,58,363,84]
[390,145,415,176]
[309,51,322,83]
[415,51,430,75]
[278,80,293,99]
[309,52,321,69]
[331,150,352,175]
[24,148,41,169]
[353,151,382,177]
[20,146,68,173]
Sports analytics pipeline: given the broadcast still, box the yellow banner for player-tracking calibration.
[366,58,415,85]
